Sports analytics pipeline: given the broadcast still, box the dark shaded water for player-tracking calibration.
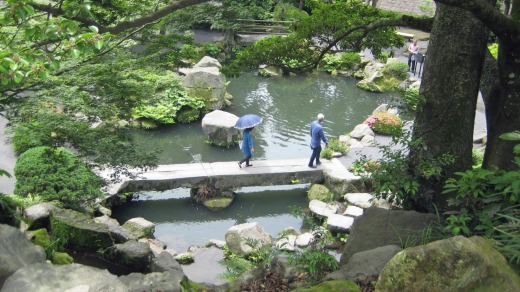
[112,185,310,253]
[133,72,397,164]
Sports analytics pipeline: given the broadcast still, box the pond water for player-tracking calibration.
[133,72,397,164]
[118,72,398,276]
[112,185,310,253]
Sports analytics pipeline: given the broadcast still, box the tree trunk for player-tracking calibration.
[482,38,520,170]
[409,3,489,210]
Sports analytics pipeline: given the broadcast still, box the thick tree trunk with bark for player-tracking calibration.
[409,3,489,209]
[482,40,520,170]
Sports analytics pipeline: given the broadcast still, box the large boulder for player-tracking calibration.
[0,224,46,287]
[95,215,137,243]
[326,245,402,282]
[1,263,126,292]
[225,222,272,255]
[50,208,114,252]
[150,251,183,273]
[182,57,227,111]
[307,184,335,202]
[340,207,438,265]
[350,124,375,139]
[201,110,240,147]
[118,270,189,292]
[122,217,155,239]
[22,202,56,230]
[376,236,520,291]
[107,241,154,273]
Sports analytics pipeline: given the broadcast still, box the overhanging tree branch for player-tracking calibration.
[434,0,520,42]
[32,0,211,34]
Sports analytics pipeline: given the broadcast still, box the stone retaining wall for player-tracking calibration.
[377,0,436,16]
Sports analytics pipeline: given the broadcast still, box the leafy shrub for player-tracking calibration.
[273,2,308,21]
[132,82,204,127]
[403,86,420,111]
[320,147,333,160]
[320,54,342,73]
[328,138,349,155]
[14,146,104,211]
[383,61,409,79]
[472,148,485,168]
[364,112,402,136]
[203,43,221,57]
[376,51,392,63]
[340,52,361,70]
[443,131,520,264]
[488,43,498,59]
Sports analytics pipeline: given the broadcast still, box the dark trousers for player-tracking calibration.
[309,146,322,166]
[240,155,252,165]
[408,54,416,72]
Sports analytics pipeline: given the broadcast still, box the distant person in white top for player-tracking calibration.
[407,40,420,72]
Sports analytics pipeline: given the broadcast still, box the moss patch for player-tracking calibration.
[51,251,74,265]
[294,280,361,292]
[307,184,335,202]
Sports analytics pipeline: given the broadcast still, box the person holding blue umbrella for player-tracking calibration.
[235,114,262,168]
[238,127,254,168]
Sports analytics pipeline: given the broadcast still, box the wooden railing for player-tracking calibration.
[235,19,293,35]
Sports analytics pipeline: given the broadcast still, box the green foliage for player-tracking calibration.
[488,43,499,59]
[203,43,221,57]
[226,1,404,75]
[320,53,361,74]
[402,86,422,111]
[273,2,309,21]
[219,238,278,282]
[320,147,334,160]
[442,131,520,263]
[472,148,485,168]
[289,234,339,284]
[376,51,392,63]
[362,131,455,211]
[0,195,22,226]
[382,61,408,79]
[340,52,362,70]
[328,139,349,155]
[14,146,104,211]
[132,81,204,127]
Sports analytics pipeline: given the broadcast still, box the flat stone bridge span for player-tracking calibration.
[107,158,360,195]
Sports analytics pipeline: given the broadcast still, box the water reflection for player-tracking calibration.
[133,72,396,164]
[112,186,309,252]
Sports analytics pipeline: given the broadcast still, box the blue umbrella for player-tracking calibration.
[235,114,263,129]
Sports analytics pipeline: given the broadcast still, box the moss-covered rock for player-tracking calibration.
[293,280,361,292]
[203,196,234,211]
[30,228,51,251]
[376,236,520,291]
[307,184,335,202]
[122,217,155,239]
[51,251,74,265]
[175,252,195,265]
[50,208,114,252]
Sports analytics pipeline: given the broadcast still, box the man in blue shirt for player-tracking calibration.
[309,114,328,168]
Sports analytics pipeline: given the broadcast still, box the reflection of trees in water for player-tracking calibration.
[112,190,308,225]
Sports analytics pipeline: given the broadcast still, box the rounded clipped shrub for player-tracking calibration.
[383,61,408,79]
[364,112,402,136]
[14,146,104,210]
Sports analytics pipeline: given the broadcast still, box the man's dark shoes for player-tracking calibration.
[316,161,322,166]
[246,164,253,167]
[238,162,242,168]
[308,164,316,168]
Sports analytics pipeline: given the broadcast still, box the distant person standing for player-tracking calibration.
[238,127,254,168]
[407,39,420,72]
[308,114,328,168]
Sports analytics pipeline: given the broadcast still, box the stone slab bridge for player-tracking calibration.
[104,158,364,195]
